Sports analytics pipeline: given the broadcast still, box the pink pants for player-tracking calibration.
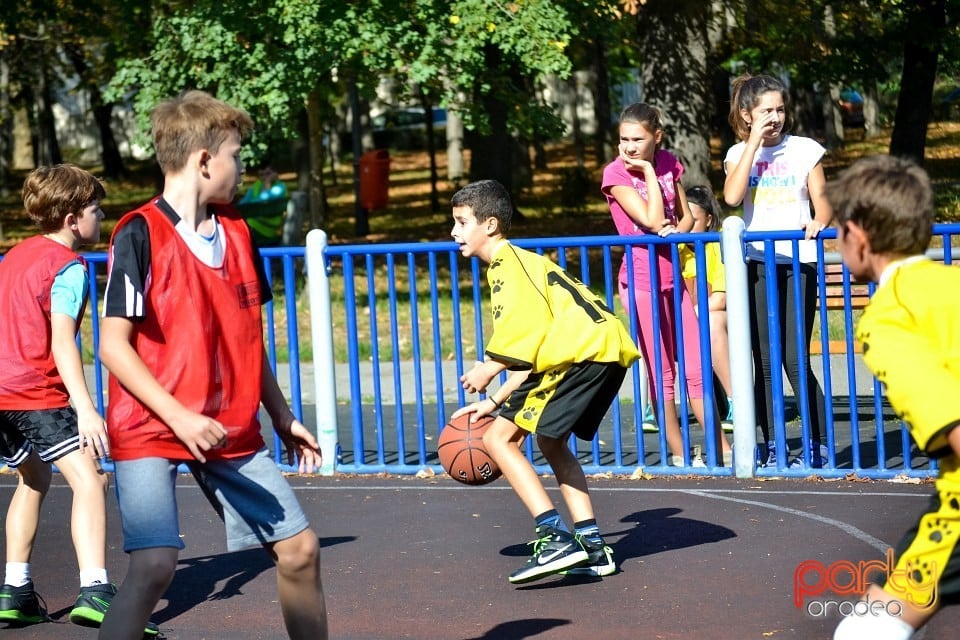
[619,281,704,404]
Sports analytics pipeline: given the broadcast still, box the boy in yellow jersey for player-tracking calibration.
[449,180,640,584]
[828,155,960,640]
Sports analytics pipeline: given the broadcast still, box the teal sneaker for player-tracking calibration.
[0,581,48,625]
[722,398,734,432]
[641,405,658,432]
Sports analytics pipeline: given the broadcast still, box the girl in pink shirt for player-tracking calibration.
[602,103,729,467]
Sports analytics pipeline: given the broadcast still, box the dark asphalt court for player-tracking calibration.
[0,471,958,640]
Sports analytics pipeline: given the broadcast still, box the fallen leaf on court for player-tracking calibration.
[629,467,652,480]
[591,471,613,479]
[416,468,436,479]
[889,473,922,484]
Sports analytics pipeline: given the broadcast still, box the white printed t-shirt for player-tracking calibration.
[723,134,825,263]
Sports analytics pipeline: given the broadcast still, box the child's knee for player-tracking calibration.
[130,549,179,590]
[273,529,320,576]
[482,419,520,451]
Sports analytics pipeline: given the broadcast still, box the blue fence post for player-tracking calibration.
[721,217,757,478]
[306,229,339,475]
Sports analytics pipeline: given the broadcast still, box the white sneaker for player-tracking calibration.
[669,455,706,468]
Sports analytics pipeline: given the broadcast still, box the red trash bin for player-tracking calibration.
[359,149,390,210]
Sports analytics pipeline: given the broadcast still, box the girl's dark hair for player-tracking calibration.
[685,185,722,232]
[727,73,793,141]
[619,102,664,132]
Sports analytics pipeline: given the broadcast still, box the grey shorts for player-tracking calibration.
[0,407,80,468]
[113,447,310,553]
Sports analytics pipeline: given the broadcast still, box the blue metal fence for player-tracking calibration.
[307,223,960,479]
[38,222,960,478]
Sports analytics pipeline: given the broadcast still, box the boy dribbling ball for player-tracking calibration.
[449,179,640,584]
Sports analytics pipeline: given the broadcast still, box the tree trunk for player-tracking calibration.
[0,48,10,199]
[889,0,945,163]
[468,47,516,198]
[307,88,328,229]
[26,68,62,168]
[63,43,126,178]
[349,80,369,236]
[592,40,613,165]
[446,108,465,186]
[418,91,440,212]
[636,0,712,189]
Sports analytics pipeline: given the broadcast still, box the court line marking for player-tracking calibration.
[0,480,906,551]
[685,489,890,553]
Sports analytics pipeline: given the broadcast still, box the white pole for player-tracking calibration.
[306,229,339,476]
[721,217,757,478]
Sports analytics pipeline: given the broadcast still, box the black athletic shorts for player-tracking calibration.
[0,407,81,468]
[499,361,627,441]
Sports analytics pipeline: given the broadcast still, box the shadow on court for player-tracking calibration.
[1,472,959,639]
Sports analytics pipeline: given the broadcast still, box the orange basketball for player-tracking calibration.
[437,413,501,485]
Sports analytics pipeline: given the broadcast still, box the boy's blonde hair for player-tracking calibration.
[21,164,106,233]
[150,90,253,174]
[825,154,933,255]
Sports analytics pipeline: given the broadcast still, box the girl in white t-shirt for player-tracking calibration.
[723,73,834,469]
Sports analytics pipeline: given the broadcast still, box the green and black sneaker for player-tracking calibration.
[69,583,160,636]
[0,581,49,625]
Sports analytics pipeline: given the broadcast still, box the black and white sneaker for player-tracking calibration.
[508,525,588,584]
[563,534,616,577]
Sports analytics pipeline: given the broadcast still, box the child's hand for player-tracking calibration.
[168,410,228,463]
[77,406,109,459]
[619,147,654,174]
[461,360,495,395]
[450,399,497,423]
[275,418,322,474]
[747,111,782,145]
[802,220,827,240]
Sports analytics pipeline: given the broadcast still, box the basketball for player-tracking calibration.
[437,413,501,485]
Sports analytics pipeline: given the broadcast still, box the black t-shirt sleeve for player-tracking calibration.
[103,216,151,320]
[247,226,273,305]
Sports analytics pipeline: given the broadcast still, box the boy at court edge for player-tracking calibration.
[828,155,960,640]
[0,165,157,635]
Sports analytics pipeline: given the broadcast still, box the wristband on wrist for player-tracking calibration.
[489,396,501,409]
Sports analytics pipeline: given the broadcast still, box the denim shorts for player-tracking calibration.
[114,447,310,553]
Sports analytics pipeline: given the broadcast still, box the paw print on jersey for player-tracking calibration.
[490,278,504,294]
[493,304,503,319]
[924,516,954,544]
[858,331,871,356]
[490,258,503,271]
[521,406,540,422]
[947,493,959,511]
[534,390,549,401]
[546,369,562,382]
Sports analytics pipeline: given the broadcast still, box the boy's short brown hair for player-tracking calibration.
[825,154,934,256]
[150,90,254,174]
[450,179,514,233]
[21,164,106,233]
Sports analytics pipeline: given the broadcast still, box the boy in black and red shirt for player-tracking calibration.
[98,90,327,640]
